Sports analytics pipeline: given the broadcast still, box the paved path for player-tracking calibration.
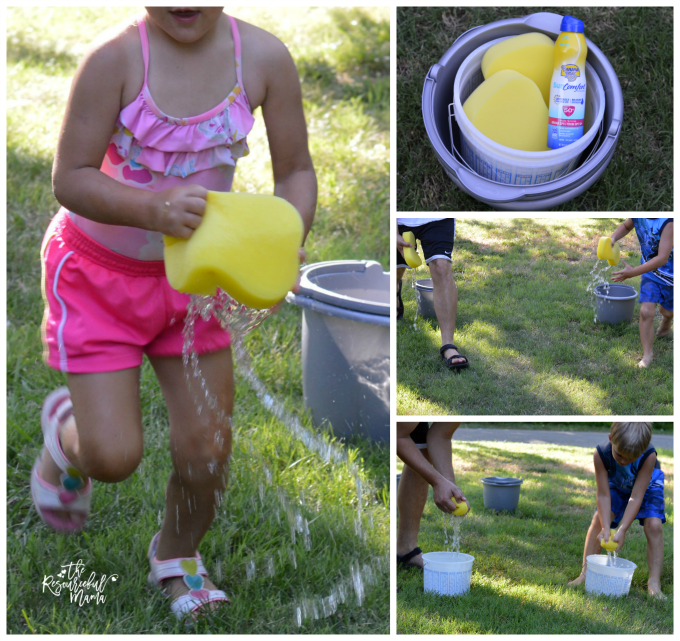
[452,428,673,451]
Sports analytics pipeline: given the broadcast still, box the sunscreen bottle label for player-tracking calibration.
[547,18,588,149]
[547,65,586,147]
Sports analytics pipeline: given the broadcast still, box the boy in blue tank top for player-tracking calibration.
[610,218,673,368]
[567,422,666,599]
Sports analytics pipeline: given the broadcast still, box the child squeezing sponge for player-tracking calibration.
[567,422,666,599]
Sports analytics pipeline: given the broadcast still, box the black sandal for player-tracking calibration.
[397,281,404,321]
[397,546,423,570]
[440,344,469,371]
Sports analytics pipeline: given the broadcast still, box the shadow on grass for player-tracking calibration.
[397,579,671,634]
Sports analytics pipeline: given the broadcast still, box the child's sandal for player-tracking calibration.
[147,531,230,621]
[30,387,91,532]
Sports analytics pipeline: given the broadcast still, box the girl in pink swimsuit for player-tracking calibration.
[33,7,316,621]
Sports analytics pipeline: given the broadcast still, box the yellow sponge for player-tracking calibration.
[597,237,621,266]
[402,231,422,268]
[463,69,548,152]
[451,499,469,516]
[164,191,303,309]
[481,33,555,107]
[600,529,618,551]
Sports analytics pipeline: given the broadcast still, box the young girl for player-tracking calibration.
[32,7,316,620]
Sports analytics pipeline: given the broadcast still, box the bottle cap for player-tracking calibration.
[560,15,585,33]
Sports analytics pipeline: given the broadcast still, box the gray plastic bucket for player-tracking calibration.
[422,12,623,210]
[285,260,389,441]
[481,476,523,511]
[415,278,437,319]
[594,283,637,324]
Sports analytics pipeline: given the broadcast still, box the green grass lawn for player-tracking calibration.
[397,218,673,416]
[7,7,389,633]
[397,442,674,634]
[397,6,672,211]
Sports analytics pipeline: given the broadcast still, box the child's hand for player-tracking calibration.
[153,185,208,238]
[612,529,625,552]
[611,260,635,283]
[396,234,412,258]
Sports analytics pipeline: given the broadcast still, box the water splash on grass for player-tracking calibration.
[586,258,612,322]
[180,290,388,628]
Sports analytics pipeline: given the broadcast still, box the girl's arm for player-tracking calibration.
[257,34,317,244]
[612,222,674,282]
[594,451,612,540]
[52,32,205,238]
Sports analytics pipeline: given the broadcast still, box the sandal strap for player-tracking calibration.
[147,531,208,584]
[171,591,230,620]
[397,546,423,564]
[31,459,92,512]
[439,344,457,355]
[41,387,78,475]
[149,556,209,583]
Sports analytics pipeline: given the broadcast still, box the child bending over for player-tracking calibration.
[567,422,666,599]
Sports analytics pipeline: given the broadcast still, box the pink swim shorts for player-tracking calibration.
[41,210,231,373]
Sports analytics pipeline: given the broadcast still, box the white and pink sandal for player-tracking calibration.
[30,387,91,532]
[147,531,230,621]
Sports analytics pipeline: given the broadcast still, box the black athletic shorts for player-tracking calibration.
[409,422,430,449]
[396,218,455,268]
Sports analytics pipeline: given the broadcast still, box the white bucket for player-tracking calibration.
[423,552,474,596]
[585,554,637,597]
[453,36,605,185]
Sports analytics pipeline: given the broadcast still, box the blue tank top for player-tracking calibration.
[632,218,673,286]
[596,439,663,494]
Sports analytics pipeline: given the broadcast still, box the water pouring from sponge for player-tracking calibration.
[596,237,621,267]
[164,191,303,309]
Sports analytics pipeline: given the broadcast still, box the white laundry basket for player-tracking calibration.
[423,552,474,596]
[585,554,637,597]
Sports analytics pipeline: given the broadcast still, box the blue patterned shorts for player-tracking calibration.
[639,273,673,311]
[610,473,666,528]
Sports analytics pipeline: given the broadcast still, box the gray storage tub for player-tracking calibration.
[422,12,623,210]
[594,283,637,324]
[415,278,437,319]
[481,476,523,512]
[286,260,389,441]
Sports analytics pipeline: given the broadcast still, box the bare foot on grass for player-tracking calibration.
[648,582,667,600]
[566,573,585,587]
[656,318,673,337]
[638,354,653,368]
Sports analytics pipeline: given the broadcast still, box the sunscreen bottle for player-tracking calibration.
[547,15,588,149]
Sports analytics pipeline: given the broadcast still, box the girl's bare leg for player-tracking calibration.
[149,349,234,602]
[38,368,145,523]
[644,517,666,599]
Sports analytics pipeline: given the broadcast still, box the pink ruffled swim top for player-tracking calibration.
[68,14,254,260]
